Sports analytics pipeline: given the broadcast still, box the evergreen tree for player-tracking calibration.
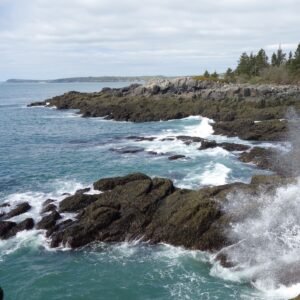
[255,49,269,73]
[211,71,219,79]
[287,51,293,66]
[203,70,210,78]
[271,47,286,67]
[236,52,251,76]
[224,68,235,82]
[289,43,300,75]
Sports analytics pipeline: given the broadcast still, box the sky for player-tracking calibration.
[0,0,299,80]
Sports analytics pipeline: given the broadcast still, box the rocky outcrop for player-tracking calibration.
[0,218,34,239]
[3,202,31,220]
[28,78,300,141]
[38,173,287,252]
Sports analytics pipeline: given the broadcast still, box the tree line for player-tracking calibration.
[199,43,300,84]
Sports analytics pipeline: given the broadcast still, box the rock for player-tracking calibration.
[176,136,203,144]
[218,142,250,152]
[198,139,250,151]
[7,218,34,238]
[41,204,57,214]
[290,295,300,300]
[199,140,217,150]
[43,199,56,206]
[29,78,300,143]
[4,202,31,220]
[125,136,156,142]
[0,218,34,239]
[0,221,16,239]
[168,155,186,160]
[0,203,10,208]
[0,287,3,300]
[59,194,99,213]
[109,146,144,154]
[93,173,150,191]
[75,188,91,195]
[36,211,61,230]
[239,147,275,169]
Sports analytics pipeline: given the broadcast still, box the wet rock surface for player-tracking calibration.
[3,202,31,220]
[0,218,34,239]
[34,172,289,251]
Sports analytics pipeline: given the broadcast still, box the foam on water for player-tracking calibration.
[199,162,231,186]
[210,178,300,299]
[0,179,91,258]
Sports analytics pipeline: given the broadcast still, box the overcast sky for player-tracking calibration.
[0,0,299,80]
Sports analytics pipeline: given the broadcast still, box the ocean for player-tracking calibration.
[0,82,299,300]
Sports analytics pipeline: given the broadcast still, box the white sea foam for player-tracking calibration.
[198,163,231,186]
[210,178,300,299]
[0,179,89,257]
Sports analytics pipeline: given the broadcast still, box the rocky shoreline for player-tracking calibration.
[29,77,300,141]
[0,173,293,255]
[1,78,297,287]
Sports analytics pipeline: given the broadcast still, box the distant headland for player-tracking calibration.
[5,76,167,84]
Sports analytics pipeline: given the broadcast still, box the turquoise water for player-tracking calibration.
[0,82,275,299]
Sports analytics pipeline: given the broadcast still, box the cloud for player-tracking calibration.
[0,0,299,79]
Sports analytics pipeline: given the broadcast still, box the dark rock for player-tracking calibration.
[27,101,46,107]
[199,139,217,150]
[61,193,71,196]
[239,147,275,169]
[46,173,295,252]
[0,203,10,208]
[168,155,186,160]
[126,136,156,142]
[218,142,250,152]
[36,211,61,230]
[41,204,57,214]
[59,194,99,213]
[0,218,34,239]
[43,199,56,206]
[75,188,91,195]
[110,146,144,154]
[0,221,16,239]
[93,173,150,191]
[146,151,159,156]
[176,136,203,144]
[0,287,3,300]
[4,202,31,220]
[7,218,34,238]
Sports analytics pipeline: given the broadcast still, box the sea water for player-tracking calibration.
[0,82,298,299]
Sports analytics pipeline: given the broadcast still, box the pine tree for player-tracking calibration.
[203,70,210,78]
[224,68,235,82]
[289,43,300,75]
[271,47,286,67]
[255,49,269,73]
[236,52,251,76]
[211,71,219,79]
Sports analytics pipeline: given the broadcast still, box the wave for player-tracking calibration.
[210,178,300,299]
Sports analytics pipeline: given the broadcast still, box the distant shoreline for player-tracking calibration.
[5,76,167,84]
